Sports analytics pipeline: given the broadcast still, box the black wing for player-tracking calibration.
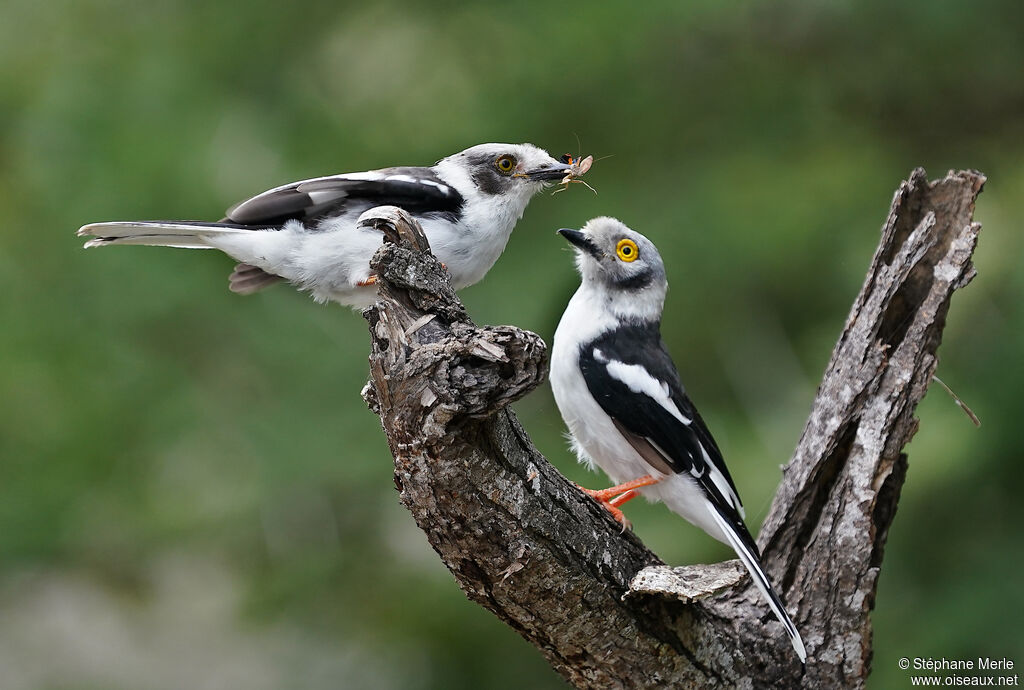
[578,321,744,516]
[580,322,806,659]
[221,166,464,226]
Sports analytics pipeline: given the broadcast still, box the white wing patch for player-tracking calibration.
[240,172,451,210]
[306,189,349,205]
[381,174,451,195]
[700,441,744,518]
[418,179,451,193]
[334,171,386,182]
[257,172,384,199]
[596,350,693,426]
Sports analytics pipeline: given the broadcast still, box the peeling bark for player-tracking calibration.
[360,169,985,689]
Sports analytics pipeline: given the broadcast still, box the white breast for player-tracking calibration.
[430,161,537,290]
[550,285,731,543]
[551,287,652,483]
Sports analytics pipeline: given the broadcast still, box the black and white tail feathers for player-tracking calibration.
[78,220,258,249]
[78,221,284,295]
[708,501,807,663]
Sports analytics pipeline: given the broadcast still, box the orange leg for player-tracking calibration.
[609,489,641,508]
[578,475,662,503]
[576,475,664,527]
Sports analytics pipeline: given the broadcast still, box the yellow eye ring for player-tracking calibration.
[495,155,516,174]
[616,238,639,262]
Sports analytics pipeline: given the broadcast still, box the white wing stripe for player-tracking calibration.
[599,354,693,425]
[238,170,452,211]
[333,171,386,182]
[306,189,348,205]
[700,443,744,518]
[251,172,383,201]
[418,179,451,193]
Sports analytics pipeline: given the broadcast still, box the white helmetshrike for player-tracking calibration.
[549,217,806,662]
[78,143,579,308]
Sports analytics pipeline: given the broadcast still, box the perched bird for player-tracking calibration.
[550,217,806,662]
[78,143,580,308]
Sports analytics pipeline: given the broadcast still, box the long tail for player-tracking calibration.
[77,221,257,249]
[708,503,807,663]
[78,221,285,295]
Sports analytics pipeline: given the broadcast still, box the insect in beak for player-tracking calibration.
[551,154,597,195]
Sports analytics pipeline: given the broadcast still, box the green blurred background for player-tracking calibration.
[1,1,1021,687]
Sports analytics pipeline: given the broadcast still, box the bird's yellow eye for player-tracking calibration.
[616,238,639,262]
[495,155,516,174]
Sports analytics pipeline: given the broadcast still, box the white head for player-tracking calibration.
[434,143,572,210]
[558,217,668,323]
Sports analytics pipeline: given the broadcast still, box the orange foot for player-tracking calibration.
[576,475,664,528]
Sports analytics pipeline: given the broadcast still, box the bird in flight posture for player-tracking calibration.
[549,217,806,662]
[78,143,582,308]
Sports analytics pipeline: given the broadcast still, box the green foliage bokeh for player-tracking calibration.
[1,1,1021,687]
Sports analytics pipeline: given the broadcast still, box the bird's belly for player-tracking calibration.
[572,412,656,484]
[274,219,383,306]
[644,475,730,545]
[550,334,726,543]
[421,217,513,290]
[554,379,729,542]
[550,349,654,484]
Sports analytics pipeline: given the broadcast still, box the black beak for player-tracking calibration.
[558,228,602,258]
[526,161,573,181]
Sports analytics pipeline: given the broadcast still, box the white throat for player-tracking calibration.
[577,275,666,325]
[431,160,542,288]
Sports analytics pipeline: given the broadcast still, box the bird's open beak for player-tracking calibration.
[524,161,574,181]
[558,228,603,258]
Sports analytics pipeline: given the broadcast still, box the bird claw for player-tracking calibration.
[574,476,663,530]
[611,507,632,532]
[575,486,631,529]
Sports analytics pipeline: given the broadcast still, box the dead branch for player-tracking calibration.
[360,168,985,688]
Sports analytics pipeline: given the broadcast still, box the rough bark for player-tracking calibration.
[360,168,985,689]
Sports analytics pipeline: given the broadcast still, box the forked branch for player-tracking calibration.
[361,168,984,688]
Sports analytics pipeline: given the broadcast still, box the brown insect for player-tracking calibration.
[552,153,597,195]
